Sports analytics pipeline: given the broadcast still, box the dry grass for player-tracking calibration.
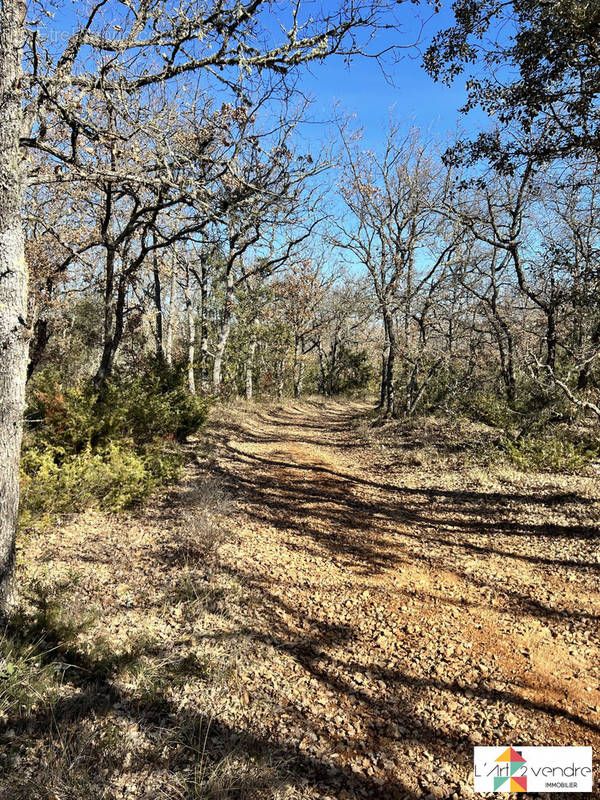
[166,717,294,800]
[2,463,293,800]
[7,397,599,800]
[178,477,232,565]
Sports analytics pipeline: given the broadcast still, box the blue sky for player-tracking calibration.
[37,1,494,276]
[44,1,487,147]
[296,2,488,150]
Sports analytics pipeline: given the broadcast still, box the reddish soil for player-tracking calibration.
[12,398,600,799]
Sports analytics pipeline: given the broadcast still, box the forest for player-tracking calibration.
[0,0,599,798]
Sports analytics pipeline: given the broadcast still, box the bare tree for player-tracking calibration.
[335,122,450,415]
[273,259,332,397]
[0,0,410,613]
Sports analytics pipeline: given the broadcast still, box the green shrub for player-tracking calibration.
[20,363,208,523]
[97,372,209,444]
[329,345,373,395]
[20,439,185,522]
[27,363,210,452]
[456,387,515,428]
[307,345,373,396]
[501,431,600,472]
[25,378,102,454]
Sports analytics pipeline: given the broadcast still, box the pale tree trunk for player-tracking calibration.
[578,321,600,390]
[0,0,27,616]
[198,258,210,392]
[406,357,443,416]
[212,270,233,390]
[330,337,339,391]
[184,265,196,395]
[245,335,257,401]
[295,360,305,398]
[164,255,177,367]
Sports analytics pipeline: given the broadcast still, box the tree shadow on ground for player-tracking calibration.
[7,399,599,800]
[193,400,600,791]
[1,587,430,800]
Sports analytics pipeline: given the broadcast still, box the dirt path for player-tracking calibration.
[14,397,600,799]
[209,398,600,799]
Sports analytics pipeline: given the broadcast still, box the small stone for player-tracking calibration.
[430,787,446,799]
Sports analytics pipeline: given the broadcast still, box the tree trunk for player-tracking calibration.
[379,316,390,410]
[277,357,285,401]
[546,307,557,372]
[212,271,233,390]
[406,361,418,415]
[184,265,196,395]
[95,260,126,386]
[152,243,164,362]
[578,321,600,390]
[245,335,257,401]
[26,275,52,382]
[491,320,516,404]
[198,258,210,392]
[164,255,177,367]
[317,340,328,396]
[296,360,305,397]
[293,336,305,398]
[505,333,516,403]
[0,0,27,616]
[293,337,300,398]
[384,310,396,416]
[407,358,443,416]
[405,247,413,350]
[95,246,116,385]
[330,337,339,393]
[27,317,50,382]
[379,351,387,408]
